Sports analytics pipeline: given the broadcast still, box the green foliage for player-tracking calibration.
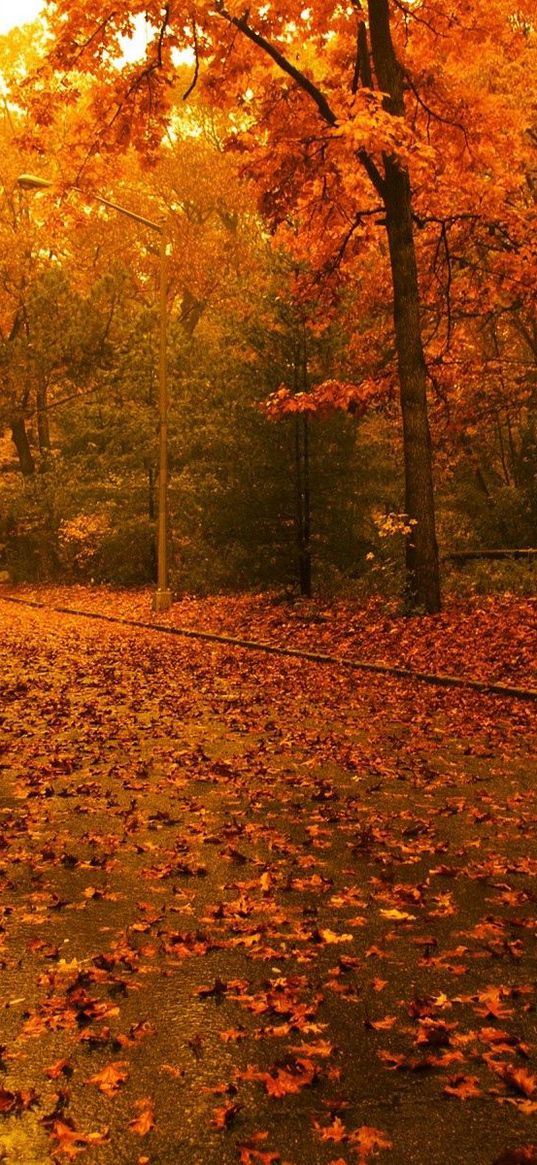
[444,420,537,552]
[93,518,156,586]
[443,559,537,598]
[0,474,61,581]
[1,124,534,600]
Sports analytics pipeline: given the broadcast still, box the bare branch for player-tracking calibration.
[69,11,117,62]
[326,205,385,272]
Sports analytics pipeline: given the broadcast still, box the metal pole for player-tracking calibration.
[154,228,172,612]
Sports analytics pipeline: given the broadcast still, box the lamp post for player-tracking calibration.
[17,174,172,613]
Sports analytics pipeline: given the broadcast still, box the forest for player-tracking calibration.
[0,0,535,612]
[0,5,536,1165]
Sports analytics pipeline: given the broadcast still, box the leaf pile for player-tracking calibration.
[7,585,536,687]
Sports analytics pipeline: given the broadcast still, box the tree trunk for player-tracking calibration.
[368,0,441,613]
[384,161,441,612]
[294,415,312,597]
[217,0,441,610]
[36,378,51,460]
[11,417,35,476]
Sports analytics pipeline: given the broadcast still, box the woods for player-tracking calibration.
[0,1,535,608]
[0,7,537,1164]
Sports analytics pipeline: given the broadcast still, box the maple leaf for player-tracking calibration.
[0,1086,37,1113]
[220,1028,248,1042]
[313,1116,348,1142]
[288,1040,333,1058]
[239,1132,280,1164]
[160,1064,186,1078]
[312,928,353,944]
[492,1150,537,1165]
[379,908,416,922]
[196,977,228,998]
[348,1125,392,1163]
[415,1019,456,1048]
[44,1058,72,1079]
[49,1119,110,1159]
[240,1057,318,1098]
[473,987,514,1019]
[499,1066,536,1099]
[365,1016,397,1031]
[86,1060,129,1096]
[502,1100,537,1116]
[377,1051,407,1070]
[212,1101,241,1130]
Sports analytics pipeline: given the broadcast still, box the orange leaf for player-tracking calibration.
[348,1125,392,1163]
[49,1120,109,1160]
[129,1099,156,1136]
[86,1060,129,1096]
[443,1074,482,1099]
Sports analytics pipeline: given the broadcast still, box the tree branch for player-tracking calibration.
[352,20,373,93]
[214,1,337,127]
[183,17,200,100]
[358,148,386,198]
[404,70,470,150]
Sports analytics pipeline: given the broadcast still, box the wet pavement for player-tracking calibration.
[0,599,536,1164]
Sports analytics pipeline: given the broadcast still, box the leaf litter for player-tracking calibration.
[0,591,535,1163]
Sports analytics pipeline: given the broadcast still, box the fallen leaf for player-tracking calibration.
[86,1060,129,1097]
[443,1074,482,1099]
[212,1101,241,1130]
[49,1119,110,1159]
[129,1099,156,1136]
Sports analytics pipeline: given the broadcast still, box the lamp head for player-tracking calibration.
[16,174,52,191]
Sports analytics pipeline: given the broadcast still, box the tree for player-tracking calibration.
[21,0,441,609]
[14,0,537,604]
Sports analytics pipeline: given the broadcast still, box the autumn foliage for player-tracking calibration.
[0,0,534,608]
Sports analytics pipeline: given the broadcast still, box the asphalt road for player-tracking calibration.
[0,599,535,1165]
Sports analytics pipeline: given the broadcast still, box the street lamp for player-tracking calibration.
[16,173,172,613]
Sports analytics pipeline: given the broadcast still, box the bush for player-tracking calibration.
[443,558,537,597]
[93,518,157,586]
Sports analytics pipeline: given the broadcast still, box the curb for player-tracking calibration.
[2,593,536,702]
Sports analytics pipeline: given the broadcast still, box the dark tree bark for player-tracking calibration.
[11,417,35,476]
[367,0,441,613]
[179,289,207,338]
[147,465,156,520]
[294,414,312,597]
[36,378,51,460]
[383,160,440,611]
